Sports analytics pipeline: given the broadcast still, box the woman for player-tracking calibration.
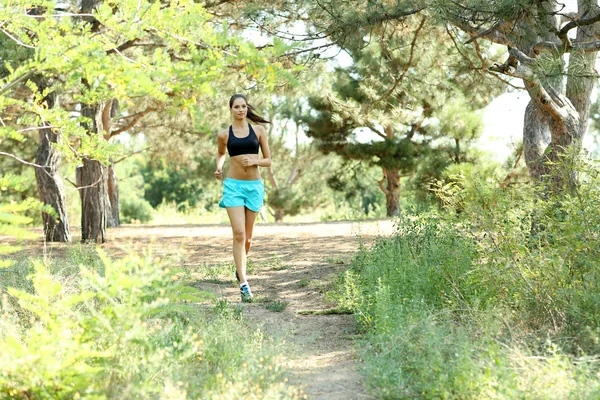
[214,94,271,302]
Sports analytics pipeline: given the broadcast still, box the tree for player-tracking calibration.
[432,0,600,193]
[302,15,499,215]
[303,0,600,193]
[263,97,332,222]
[2,0,291,242]
[0,14,72,242]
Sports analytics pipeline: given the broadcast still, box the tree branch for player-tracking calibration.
[113,147,152,164]
[0,151,46,169]
[0,71,34,96]
[499,146,523,189]
[473,38,525,90]
[377,16,426,103]
[0,28,35,48]
[378,173,390,195]
[267,167,279,189]
[366,124,387,140]
[107,107,155,139]
[558,7,600,38]
[532,38,600,54]
[489,47,566,121]
[281,42,337,58]
[453,20,513,46]
[572,39,600,52]
[106,38,140,55]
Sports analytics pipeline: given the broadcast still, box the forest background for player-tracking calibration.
[2,0,600,399]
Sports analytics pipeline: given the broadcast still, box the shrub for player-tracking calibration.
[334,184,600,399]
[0,246,298,399]
[120,192,154,223]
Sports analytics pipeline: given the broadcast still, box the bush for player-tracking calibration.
[120,192,154,223]
[334,169,600,399]
[0,246,298,399]
[335,216,479,331]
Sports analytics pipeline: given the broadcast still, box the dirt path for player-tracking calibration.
[4,219,395,399]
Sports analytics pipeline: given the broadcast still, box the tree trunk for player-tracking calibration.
[539,1,596,191]
[273,209,284,223]
[106,160,120,227]
[523,101,550,181]
[565,0,598,141]
[454,138,461,163]
[383,167,401,217]
[77,160,108,243]
[34,89,72,242]
[79,103,108,243]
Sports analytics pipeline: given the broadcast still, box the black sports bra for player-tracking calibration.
[227,124,259,157]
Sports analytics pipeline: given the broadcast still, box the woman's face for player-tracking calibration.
[230,98,247,120]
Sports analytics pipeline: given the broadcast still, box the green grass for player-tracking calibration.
[265,255,290,271]
[265,300,289,313]
[325,257,346,265]
[255,297,289,313]
[298,278,310,288]
[0,246,299,399]
[331,211,600,399]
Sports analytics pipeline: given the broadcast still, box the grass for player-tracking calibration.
[255,297,289,313]
[325,257,346,265]
[0,246,300,399]
[265,255,291,271]
[331,210,600,399]
[193,260,258,282]
[265,300,289,313]
[298,278,310,288]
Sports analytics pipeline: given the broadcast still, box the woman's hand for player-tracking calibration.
[240,156,255,167]
[214,169,222,180]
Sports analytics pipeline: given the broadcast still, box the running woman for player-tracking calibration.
[214,94,272,302]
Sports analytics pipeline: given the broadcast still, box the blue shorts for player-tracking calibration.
[219,178,265,212]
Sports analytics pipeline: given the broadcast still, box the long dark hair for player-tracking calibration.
[229,94,270,124]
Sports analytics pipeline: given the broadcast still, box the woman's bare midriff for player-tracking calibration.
[227,154,261,180]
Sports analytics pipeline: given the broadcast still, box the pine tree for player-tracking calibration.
[302,15,500,215]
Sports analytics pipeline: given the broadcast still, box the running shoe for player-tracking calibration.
[240,284,253,302]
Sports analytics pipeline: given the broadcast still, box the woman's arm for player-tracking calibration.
[241,125,271,167]
[214,130,227,180]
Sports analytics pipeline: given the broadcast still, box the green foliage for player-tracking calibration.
[266,186,312,218]
[335,217,479,329]
[261,91,339,222]
[298,279,310,288]
[140,156,211,211]
[300,11,502,212]
[326,162,387,217]
[120,192,154,224]
[0,176,58,267]
[114,154,154,223]
[0,246,298,399]
[1,0,295,238]
[332,157,600,398]
[263,300,289,313]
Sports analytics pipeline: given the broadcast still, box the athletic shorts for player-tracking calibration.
[219,178,265,212]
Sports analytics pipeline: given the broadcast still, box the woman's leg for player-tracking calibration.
[245,207,259,255]
[226,206,248,283]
